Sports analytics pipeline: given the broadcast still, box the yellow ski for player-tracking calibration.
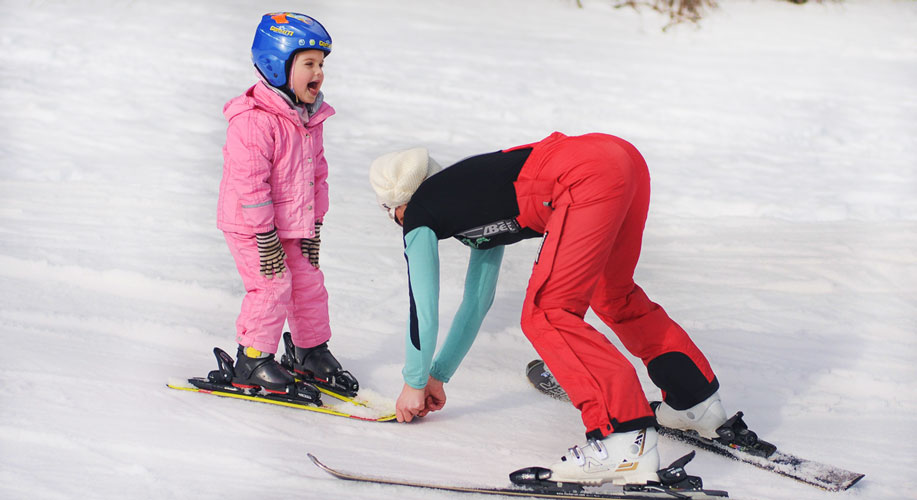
[167,378,395,422]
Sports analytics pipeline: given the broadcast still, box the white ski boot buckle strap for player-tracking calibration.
[540,428,660,486]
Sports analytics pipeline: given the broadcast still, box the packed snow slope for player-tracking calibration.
[1,1,915,499]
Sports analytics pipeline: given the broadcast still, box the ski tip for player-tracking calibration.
[526,359,543,371]
[166,377,193,389]
[308,453,331,473]
[843,473,866,490]
[308,453,343,478]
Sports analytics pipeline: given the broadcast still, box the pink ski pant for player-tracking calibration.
[518,135,716,437]
[223,232,331,353]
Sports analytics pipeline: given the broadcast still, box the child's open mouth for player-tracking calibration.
[307,81,320,94]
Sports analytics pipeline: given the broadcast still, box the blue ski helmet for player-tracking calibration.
[251,12,332,88]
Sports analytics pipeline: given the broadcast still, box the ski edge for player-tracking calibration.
[314,384,370,407]
[310,453,556,498]
[166,379,396,422]
[308,453,731,500]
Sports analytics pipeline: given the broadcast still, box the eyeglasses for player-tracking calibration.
[383,204,403,227]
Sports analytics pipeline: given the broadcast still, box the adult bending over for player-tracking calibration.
[369,132,728,485]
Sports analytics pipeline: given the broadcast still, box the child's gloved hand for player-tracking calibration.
[301,221,321,268]
[255,228,286,278]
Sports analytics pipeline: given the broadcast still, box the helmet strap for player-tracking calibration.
[281,85,299,104]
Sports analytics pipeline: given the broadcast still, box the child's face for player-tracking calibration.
[289,49,325,104]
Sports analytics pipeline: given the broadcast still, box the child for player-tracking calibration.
[216,12,357,398]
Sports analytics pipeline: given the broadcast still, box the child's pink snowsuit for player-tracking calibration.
[217,81,335,353]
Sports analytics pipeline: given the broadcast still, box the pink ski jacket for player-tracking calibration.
[217,81,335,238]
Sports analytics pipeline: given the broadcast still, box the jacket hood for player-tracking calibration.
[223,81,334,126]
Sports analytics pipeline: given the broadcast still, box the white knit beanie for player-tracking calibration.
[369,147,442,209]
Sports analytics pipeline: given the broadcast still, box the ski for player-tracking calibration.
[309,452,729,499]
[650,420,863,492]
[166,347,395,422]
[525,359,864,491]
[312,384,372,407]
[166,378,395,422]
[527,358,572,402]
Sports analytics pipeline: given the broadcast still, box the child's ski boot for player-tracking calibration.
[233,346,297,392]
[281,332,359,397]
[209,346,321,404]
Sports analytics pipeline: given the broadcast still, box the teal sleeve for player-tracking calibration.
[429,245,504,383]
[402,227,440,389]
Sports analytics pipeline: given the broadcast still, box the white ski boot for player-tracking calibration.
[546,427,660,486]
[655,391,727,439]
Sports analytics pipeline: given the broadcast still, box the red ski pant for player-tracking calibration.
[518,134,716,438]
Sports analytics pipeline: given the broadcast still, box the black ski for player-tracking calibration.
[525,359,864,491]
[309,452,729,499]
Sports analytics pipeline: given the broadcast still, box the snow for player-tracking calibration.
[1,0,915,499]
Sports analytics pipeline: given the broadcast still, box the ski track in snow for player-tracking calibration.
[1,0,915,499]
